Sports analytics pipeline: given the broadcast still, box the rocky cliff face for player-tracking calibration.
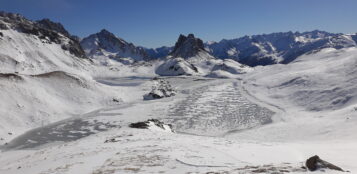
[36,18,71,38]
[169,34,209,59]
[0,11,86,58]
[80,29,149,62]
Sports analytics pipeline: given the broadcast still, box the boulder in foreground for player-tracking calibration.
[306,155,345,172]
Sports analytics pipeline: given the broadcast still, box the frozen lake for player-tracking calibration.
[1,77,275,150]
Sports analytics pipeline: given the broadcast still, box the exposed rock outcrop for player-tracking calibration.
[143,78,176,100]
[36,18,71,38]
[129,119,174,132]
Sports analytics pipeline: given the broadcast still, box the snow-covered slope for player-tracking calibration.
[243,47,357,112]
[1,46,357,174]
[207,59,253,78]
[155,58,199,76]
[0,71,125,142]
[2,11,357,174]
[80,29,149,64]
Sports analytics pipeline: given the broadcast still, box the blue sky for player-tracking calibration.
[1,0,357,48]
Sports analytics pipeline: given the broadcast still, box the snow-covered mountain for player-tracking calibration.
[156,34,254,77]
[156,34,217,76]
[80,29,149,63]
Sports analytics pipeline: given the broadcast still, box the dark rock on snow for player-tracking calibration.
[143,78,176,100]
[129,119,174,132]
[36,18,71,38]
[306,155,345,172]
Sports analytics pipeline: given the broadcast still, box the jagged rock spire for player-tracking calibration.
[169,33,207,58]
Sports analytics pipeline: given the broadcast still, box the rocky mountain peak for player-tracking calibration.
[97,29,118,40]
[80,29,149,61]
[170,33,207,58]
[99,29,112,35]
[36,18,71,37]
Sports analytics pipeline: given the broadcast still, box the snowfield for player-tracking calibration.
[1,27,357,173]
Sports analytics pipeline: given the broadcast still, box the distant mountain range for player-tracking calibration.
[206,30,357,66]
[80,28,357,66]
[1,11,357,67]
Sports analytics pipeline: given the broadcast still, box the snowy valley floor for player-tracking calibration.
[1,76,357,174]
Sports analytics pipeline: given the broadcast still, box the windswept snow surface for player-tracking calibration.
[1,48,357,174]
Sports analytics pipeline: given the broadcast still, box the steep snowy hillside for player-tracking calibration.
[0,12,88,74]
[80,29,149,64]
